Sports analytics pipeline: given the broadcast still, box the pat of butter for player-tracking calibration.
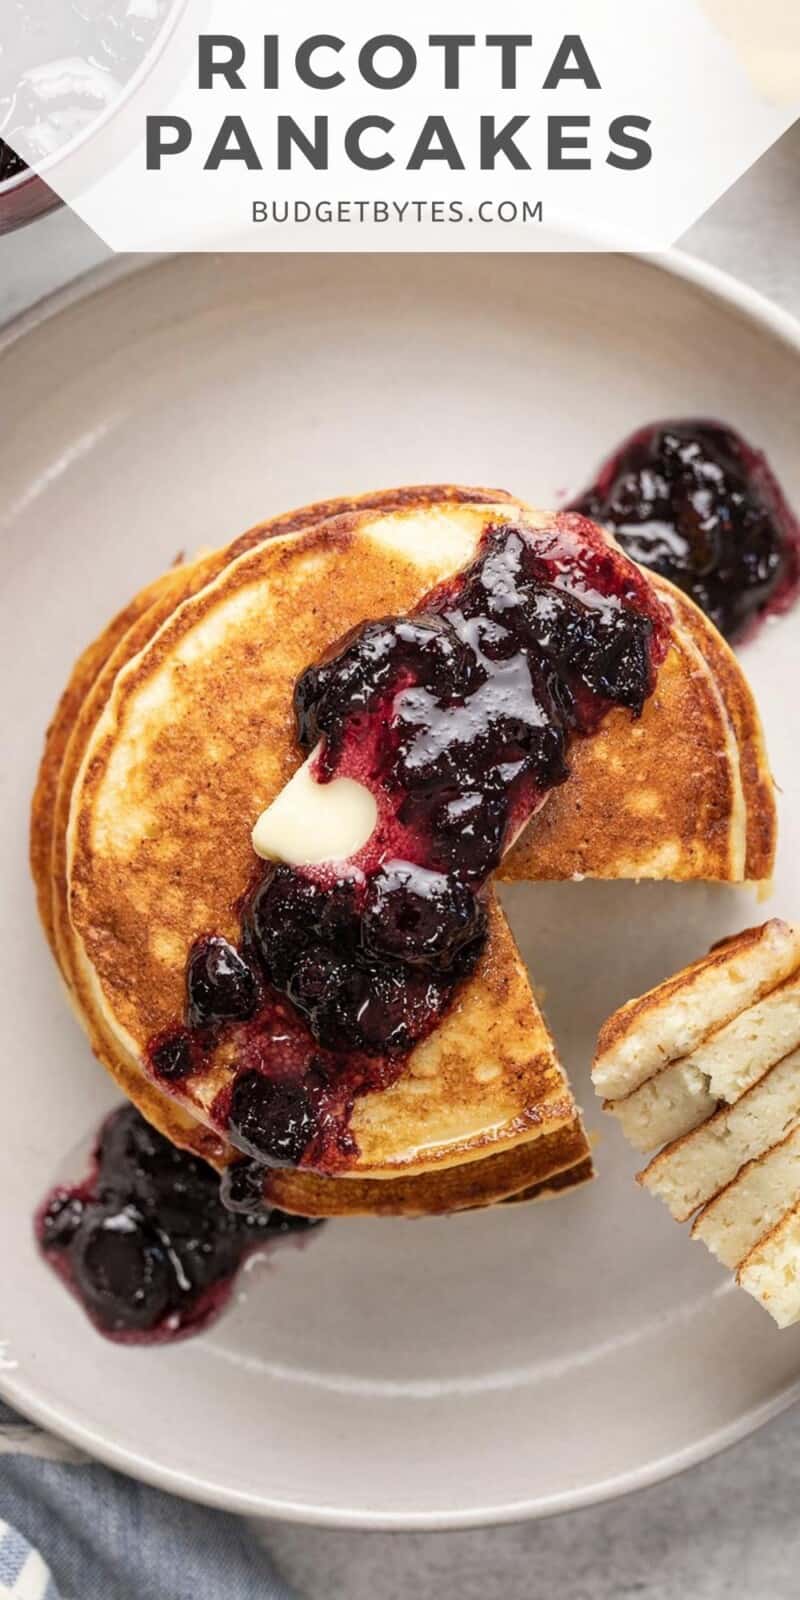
[252,755,377,866]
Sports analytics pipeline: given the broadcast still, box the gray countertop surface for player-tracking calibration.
[3,128,800,1600]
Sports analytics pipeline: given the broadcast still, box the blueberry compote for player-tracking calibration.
[568,420,800,642]
[0,142,26,182]
[38,1105,319,1342]
[150,515,668,1190]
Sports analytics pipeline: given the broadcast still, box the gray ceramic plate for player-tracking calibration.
[1,250,799,1527]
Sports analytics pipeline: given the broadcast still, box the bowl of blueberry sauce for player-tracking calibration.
[0,0,179,233]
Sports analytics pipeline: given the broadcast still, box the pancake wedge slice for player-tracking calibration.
[638,1046,800,1223]
[606,1062,717,1155]
[596,923,800,1328]
[692,1126,800,1271]
[593,920,800,1102]
[607,969,800,1154]
[738,1205,800,1328]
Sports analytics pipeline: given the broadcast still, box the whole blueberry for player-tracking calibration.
[361,862,487,971]
[228,1071,316,1168]
[70,1204,174,1333]
[242,867,327,988]
[186,936,259,1029]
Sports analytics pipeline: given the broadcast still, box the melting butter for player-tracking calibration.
[251,755,377,866]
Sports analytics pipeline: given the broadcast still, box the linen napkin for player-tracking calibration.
[0,1404,297,1600]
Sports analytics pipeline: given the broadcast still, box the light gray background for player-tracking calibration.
[3,130,799,1599]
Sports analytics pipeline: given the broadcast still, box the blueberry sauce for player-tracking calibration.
[0,142,26,182]
[38,1105,320,1342]
[149,515,669,1190]
[568,420,800,642]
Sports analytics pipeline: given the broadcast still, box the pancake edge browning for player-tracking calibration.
[259,1112,591,1216]
[30,568,184,953]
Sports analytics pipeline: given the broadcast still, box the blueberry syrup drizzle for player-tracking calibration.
[37,1105,320,1342]
[568,420,800,643]
[148,515,669,1193]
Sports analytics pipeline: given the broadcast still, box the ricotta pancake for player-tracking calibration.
[32,487,776,1215]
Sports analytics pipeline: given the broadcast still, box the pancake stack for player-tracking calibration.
[31,485,776,1220]
[595,921,800,1326]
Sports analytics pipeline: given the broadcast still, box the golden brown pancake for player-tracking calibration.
[38,487,590,1209]
[32,486,775,1215]
[594,919,800,1102]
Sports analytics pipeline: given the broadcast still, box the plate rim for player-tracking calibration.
[3,244,800,1530]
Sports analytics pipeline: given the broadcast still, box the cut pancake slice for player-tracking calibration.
[692,1125,800,1270]
[638,1045,800,1222]
[593,920,800,1102]
[259,1112,590,1217]
[596,922,800,1327]
[608,969,800,1153]
[738,1206,800,1329]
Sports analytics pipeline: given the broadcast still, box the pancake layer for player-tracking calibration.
[33,485,777,1217]
[595,922,800,1327]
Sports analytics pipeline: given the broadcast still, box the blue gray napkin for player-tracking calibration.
[0,1403,297,1600]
